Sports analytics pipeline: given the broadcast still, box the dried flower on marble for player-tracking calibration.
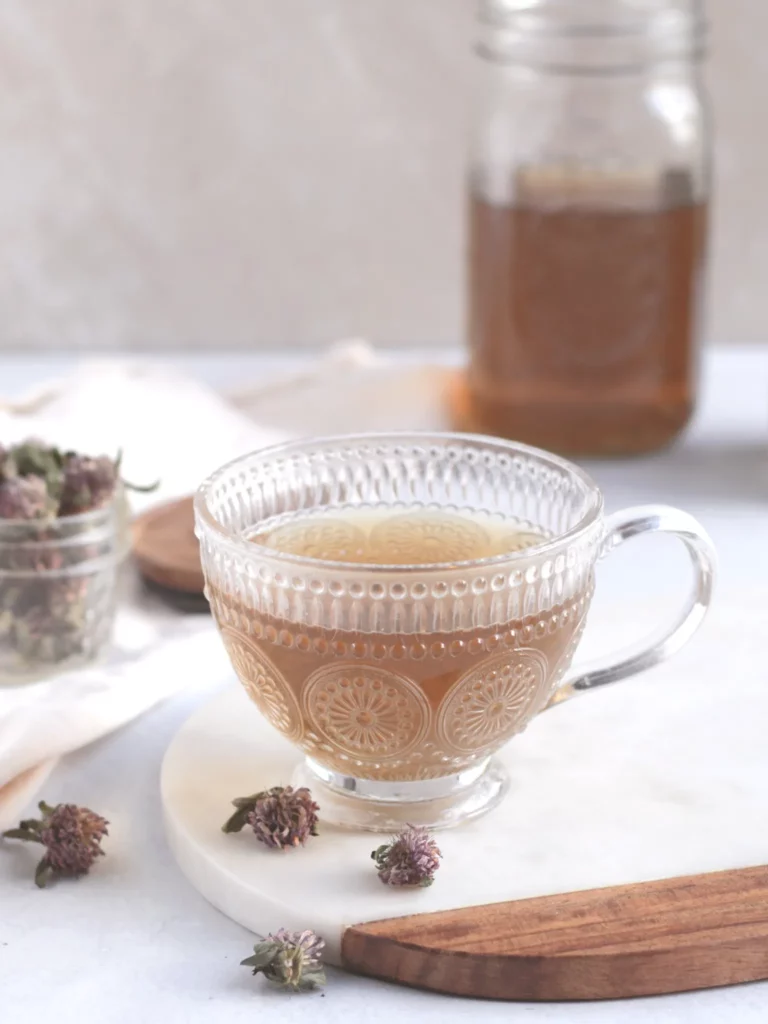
[222,785,319,850]
[2,800,109,888]
[241,929,326,992]
[372,825,442,888]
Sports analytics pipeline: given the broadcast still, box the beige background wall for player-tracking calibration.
[0,1,760,351]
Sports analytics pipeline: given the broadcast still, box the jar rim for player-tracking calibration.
[477,0,707,69]
[479,0,706,32]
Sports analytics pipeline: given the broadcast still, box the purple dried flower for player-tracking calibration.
[241,928,326,991]
[57,450,158,516]
[223,786,319,850]
[58,454,119,516]
[3,800,109,887]
[0,441,158,519]
[372,825,442,887]
[0,475,54,520]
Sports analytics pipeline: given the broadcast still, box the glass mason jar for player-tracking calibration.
[0,495,129,686]
[459,0,710,456]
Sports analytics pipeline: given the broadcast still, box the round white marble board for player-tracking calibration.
[161,592,768,975]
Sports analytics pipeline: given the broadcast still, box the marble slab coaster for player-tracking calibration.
[161,594,768,966]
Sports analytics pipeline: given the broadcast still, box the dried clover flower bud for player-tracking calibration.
[372,825,442,887]
[1,440,159,520]
[3,800,109,888]
[223,785,319,850]
[58,451,159,515]
[0,475,54,520]
[58,454,119,516]
[241,929,326,992]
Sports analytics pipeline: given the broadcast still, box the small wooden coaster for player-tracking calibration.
[132,495,205,597]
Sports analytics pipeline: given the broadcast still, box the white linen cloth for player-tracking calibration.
[0,342,453,827]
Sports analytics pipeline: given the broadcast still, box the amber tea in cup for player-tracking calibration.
[196,434,715,830]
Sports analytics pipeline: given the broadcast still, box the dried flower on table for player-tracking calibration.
[0,439,159,681]
[241,929,326,992]
[372,825,442,887]
[223,785,319,849]
[2,800,109,888]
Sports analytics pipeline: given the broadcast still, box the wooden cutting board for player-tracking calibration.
[342,866,768,1000]
[132,495,206,597]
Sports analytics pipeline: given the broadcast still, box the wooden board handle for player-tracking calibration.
[342,865,768,1001]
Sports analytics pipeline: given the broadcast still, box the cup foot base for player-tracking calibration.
[292,757,509,832]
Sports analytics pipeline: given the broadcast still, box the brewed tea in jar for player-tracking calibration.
[459,0,710,456]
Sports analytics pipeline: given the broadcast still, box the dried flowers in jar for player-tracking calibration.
[0,440,156,685]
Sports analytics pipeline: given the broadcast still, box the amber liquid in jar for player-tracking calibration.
[461,172,707,455]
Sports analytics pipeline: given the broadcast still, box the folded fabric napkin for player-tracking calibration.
[0,343,453,827]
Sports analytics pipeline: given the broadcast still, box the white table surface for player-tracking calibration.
[2,346,768,1024]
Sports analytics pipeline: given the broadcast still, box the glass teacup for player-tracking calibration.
[195,433,715,830]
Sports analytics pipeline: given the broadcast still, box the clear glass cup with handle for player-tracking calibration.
[196,432,715,831]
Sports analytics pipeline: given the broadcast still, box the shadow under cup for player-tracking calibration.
[195,433,714,831]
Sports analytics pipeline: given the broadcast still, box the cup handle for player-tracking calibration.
[546,505,716,708]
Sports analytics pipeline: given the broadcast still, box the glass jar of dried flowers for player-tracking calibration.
[0,440,154,686]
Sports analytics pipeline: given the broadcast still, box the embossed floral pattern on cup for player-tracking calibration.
[302,664,430,763]
[220,628,304,743]
[437,649,548,754]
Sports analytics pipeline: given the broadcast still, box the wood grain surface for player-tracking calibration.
[131,495,205,596]
[342,865,768,1001]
